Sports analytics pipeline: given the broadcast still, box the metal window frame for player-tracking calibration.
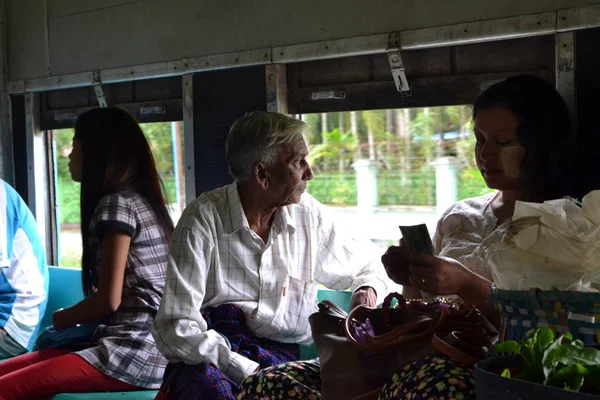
[182,74,196,204]
[23,93,39,213]
[25,92,59,264]
[556,32,577,126]
[42,129,59,266]
[0,0,13,184]
[41,98,184,130]
[6,5,600,95]
[265,64,288,113]
[8,49,271,94]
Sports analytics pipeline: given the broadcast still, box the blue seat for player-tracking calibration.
[51,392,159,400]
[40,266,85,332]
[299,288,352,359]
[2,267,352,398]
[39,267,160,399]
[0,267,159,398]
[0,267,85,364]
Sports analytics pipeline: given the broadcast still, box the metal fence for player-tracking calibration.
[307,170,436,206]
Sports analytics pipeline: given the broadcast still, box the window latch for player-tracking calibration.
[387,50,411,95]
[92,72,107,108]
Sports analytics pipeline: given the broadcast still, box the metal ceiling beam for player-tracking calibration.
[400,12,556,50]
[6,4,600,94]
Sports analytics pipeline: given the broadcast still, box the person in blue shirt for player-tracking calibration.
[0,179,49,358]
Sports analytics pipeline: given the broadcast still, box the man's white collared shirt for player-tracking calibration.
[152,182,389,384]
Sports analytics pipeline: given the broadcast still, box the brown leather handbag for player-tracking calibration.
[309,293,498,400]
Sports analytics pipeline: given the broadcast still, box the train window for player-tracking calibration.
[301,106,492,249]
[52,121,185,267]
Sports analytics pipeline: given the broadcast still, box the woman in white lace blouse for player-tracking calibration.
[383,74,578,314]
[379,75,579,399]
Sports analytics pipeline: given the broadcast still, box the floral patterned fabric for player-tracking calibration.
[379,356,475,400]
[237,359,321,400]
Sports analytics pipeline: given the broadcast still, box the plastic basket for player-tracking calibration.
[492,286,600,345]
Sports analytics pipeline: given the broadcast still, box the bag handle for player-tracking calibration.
[431,330,494,366]
[317,299,349,320]
[383,293,497,338]
[366,314,436,346]
[344,304,449,353]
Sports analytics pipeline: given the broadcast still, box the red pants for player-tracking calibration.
[0,348,142,400]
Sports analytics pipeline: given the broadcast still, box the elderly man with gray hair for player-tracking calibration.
[152,112,391,400]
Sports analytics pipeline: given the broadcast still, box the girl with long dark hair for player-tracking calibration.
[0,107,174,399]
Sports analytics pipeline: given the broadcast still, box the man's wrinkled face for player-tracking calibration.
[264,140,314,206]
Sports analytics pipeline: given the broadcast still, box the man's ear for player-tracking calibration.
[253,162,270,190]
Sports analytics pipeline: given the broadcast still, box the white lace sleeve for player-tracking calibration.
[432,193,498,280]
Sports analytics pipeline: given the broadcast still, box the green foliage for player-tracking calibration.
[496,328,600,394]
[459,169,494,200]
[57,175,178,225]
[308,174,357,205]
[456,134,478,170]
[57,178,81,224]
[308,128,358,173]
[378,170,436,206]
[139,122,178,178]
[329,180,356,205]
[410,109,437,159]
[53,129,78,225]
[361,110,386,140]
[60,253,81,269]
[53,123,183,224]
[303,114,321,144]
[59,226,82,268]
[308,171,437,206]
[307,169,490,206]
[54,129,75,183]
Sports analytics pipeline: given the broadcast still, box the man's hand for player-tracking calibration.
[350,286,377,310]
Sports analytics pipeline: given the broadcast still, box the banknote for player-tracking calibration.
[399,224,434,256]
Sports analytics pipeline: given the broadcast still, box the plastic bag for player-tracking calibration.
[475,191,600,292]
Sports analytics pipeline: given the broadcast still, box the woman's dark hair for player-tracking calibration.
[472,74,578,202]
[74,107,174,296]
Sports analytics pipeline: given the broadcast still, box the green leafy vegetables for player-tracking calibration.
[496,328,600,394]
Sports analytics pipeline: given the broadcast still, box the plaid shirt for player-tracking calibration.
[77,190,169,389]
[152,182,390,385]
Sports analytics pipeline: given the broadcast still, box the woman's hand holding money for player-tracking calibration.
[381,239,412,286]
[408,254,471,295]
[408,254,496,323]
[382,238,489,303]
[381,237,468,294]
